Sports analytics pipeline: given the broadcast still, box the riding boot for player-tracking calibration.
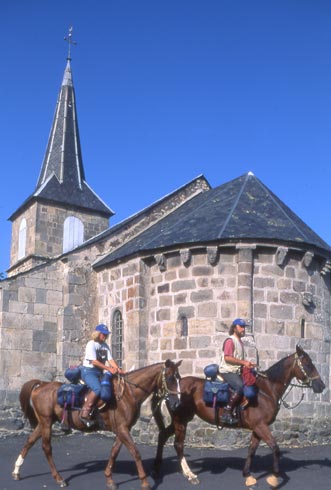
[79,391,99,427]
[220,391,242,425]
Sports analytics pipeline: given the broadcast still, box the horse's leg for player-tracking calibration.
[252,423,280,488]
[40,418,67,487]
[111,430,150,490]
[243,431,261,488]
[104,436,123,490]
[173,420,199,485]
[152,404,175,476]
[12,424,42,480]
[153,424,175,475]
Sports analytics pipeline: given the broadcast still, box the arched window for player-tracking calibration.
[63,216,84,253]
[112,310,123,368]
[18,218,27,260]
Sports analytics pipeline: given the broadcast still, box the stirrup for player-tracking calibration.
[220,413,238,425]
[79,414,96,428]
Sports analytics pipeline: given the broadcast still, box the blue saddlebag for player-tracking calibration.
[64,366,82,384]
[57,384,88,410]
[203,380,229,406]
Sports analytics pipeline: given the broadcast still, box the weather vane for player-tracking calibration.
[64,26,77,60]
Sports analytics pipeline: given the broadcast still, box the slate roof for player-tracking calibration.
[95,172,331,268]
[9,60,113,220]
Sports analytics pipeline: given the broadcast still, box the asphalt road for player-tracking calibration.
[1,432,330,490]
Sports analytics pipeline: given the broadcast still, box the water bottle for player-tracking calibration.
[100,371,113,402]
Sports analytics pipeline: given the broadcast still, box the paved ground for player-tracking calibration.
[1,432,330,490]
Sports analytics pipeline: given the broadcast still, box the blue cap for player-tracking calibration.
[232,318,246,327]
[95,324,110,335]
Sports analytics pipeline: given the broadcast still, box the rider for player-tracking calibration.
[219,318,256,425]
[80,324,123,426]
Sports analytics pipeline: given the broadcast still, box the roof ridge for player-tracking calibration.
[217,173,249,238]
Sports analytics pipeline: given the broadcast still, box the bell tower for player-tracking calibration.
[8,28,113,277]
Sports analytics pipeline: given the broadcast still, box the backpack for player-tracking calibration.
[57,384,88,410]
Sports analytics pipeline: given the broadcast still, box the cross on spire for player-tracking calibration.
[64,26,77,61]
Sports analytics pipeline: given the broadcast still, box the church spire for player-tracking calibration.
[36,27,84,191]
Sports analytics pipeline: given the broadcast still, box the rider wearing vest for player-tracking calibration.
[80,324,123,427]
[219,318,256,425]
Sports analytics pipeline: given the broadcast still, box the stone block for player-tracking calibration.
[197,302,217,317]
[270,304,293,320]
[221,304,236,319]
[280,292,299,305]
[192,266,213,276]
[46,290,63,305]
[189,336,211,349]
[158,283,169,293]
[254,303,267,318]
[198,349,216,358]
[171,280,196,292]
[174,337,187,349]
[18,287,36,303]
[190,289,213,303]
[156,308,171,321]
[174,293,187,304]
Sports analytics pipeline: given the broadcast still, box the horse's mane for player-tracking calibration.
[123,362,163,379]
[260,355,289,382]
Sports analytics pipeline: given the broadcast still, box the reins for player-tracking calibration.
[257,352,318,410]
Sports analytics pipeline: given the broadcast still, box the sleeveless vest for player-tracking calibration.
[219,335,245,374]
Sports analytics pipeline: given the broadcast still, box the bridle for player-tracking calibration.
[292,352,320,387]
[280,352,320,409]
[156,367,181,403]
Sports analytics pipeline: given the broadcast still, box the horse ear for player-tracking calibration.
[176,360,183,368]
[296,344,304,355]
[165,359,171,367]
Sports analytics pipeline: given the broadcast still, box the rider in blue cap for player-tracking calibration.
[219,319,256,425]
[80,324,123,426]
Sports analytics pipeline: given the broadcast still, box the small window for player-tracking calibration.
[112,310,123,368]
[300,319,305,339]
[180,315,188,337]
[18,218,27,260]
[63,216,84,253]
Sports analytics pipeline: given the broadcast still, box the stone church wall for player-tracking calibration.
[97,243,330,446]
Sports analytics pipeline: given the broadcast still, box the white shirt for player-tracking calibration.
[83,340,113,368]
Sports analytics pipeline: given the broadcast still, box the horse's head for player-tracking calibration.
[293,345,325,393]
[158,359,182,411]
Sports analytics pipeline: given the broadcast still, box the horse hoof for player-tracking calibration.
[266,474,279,488]
[58,480,68,488]
[106,482,118,490]
[12,473,20,481]
[245,475,257,487]
[188,477,200,485]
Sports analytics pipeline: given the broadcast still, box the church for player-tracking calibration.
[0,50,330,446]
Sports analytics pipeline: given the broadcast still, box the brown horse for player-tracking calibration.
[12,359,182,489]
[152,346,325,488]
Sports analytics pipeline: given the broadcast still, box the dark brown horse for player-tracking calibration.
[12,359,182,489]
[153,346,325,488]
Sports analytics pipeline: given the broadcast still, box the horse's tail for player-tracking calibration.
[19,379,42,428]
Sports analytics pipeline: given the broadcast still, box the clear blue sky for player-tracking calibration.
[1,0,331,276]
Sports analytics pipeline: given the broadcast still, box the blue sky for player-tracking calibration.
[1,0,331,276]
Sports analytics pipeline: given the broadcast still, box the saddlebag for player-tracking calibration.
[57,383,88,410]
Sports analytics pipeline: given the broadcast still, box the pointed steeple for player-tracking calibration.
[36,58,85,191]
[10,30,113,220]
